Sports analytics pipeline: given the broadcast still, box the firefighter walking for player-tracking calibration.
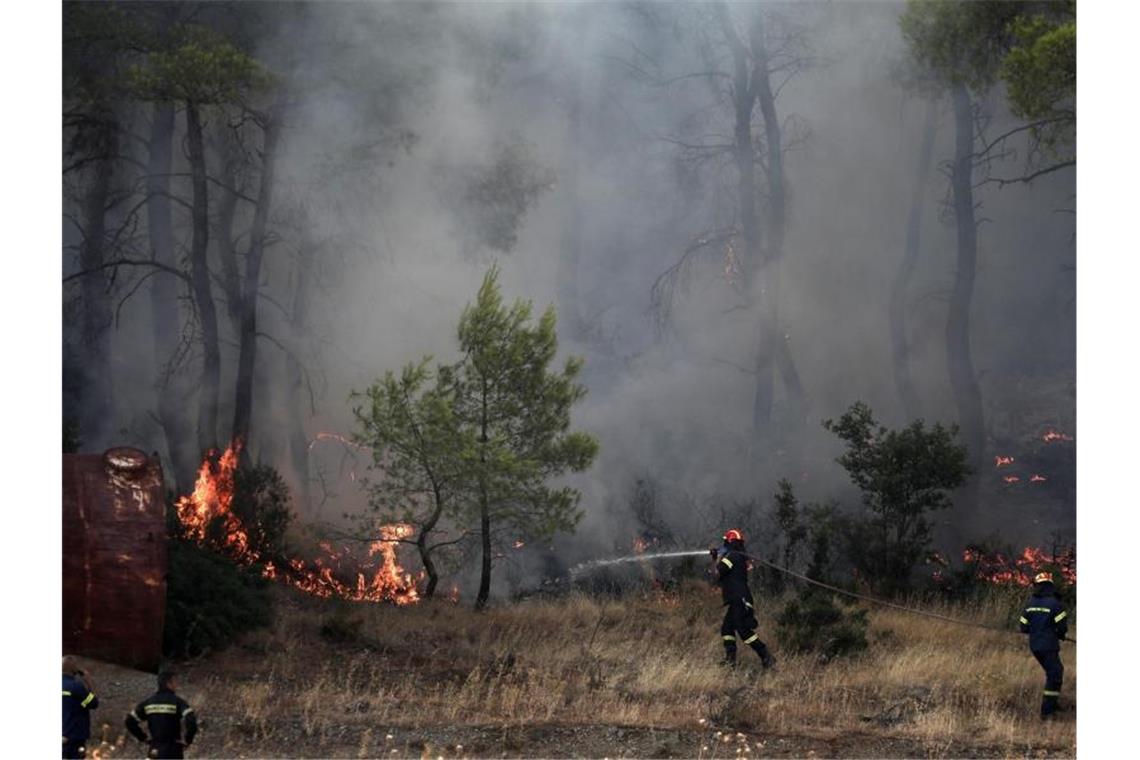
[125,670,198,759]
[1019,571,1069,719]
[712,529,776,669]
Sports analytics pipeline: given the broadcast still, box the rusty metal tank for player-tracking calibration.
[63,447,167,670]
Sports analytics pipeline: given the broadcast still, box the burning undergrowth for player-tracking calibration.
[175,440,420,605]
[961,545,1076,587]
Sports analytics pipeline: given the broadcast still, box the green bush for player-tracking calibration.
[163,538,273,659]
[232,463,294,558]
[775,588,868,661]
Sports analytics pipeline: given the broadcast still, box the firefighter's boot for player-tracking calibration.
[744,636,776,670]
[722,637,738,667]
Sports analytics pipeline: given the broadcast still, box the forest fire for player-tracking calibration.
[1030,474,1047,483]
[1002,475,1020,484]
[994,455,1014,467]
[175,440,419,605]
[1041,429,1074,443]
[962,546,1076,586]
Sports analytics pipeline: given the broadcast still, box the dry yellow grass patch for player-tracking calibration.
[189,581,1075,757]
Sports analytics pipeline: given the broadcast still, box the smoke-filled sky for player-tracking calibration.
[61,1,1076,576]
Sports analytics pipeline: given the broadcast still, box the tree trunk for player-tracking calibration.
[186,100,222,455]
[890,99,938,423]
[475,385,491,610]
[147,101,196,491]
[78,110,117,445]
[232,105,283,451]
[215,134,243,333]
[752,12,805,432]
[417,486,447,599]
[948,83,985,510]
[717,5,773,433]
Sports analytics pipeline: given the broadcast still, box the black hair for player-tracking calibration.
[157,670,177,690]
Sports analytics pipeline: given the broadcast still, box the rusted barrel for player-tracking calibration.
[62,447,167,670]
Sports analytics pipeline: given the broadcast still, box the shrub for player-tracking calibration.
[163,537,273,659]
[232,463,294,558]
[823,401,970,595]
[775,588,869,661]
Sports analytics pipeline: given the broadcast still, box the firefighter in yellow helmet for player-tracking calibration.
[711,529,775,669]
[1018,571,1069,719]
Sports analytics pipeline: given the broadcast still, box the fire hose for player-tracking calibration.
[735,550,1076,645]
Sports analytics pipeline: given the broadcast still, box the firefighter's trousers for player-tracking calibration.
[720,597,772,665]
[1032,649,1064,717]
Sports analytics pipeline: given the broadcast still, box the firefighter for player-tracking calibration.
[711,529,776,669]
[125,670,198,759]
[62,656,99,759]
[1019,571,1069,719]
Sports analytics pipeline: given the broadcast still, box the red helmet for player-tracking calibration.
[723,528,744,543]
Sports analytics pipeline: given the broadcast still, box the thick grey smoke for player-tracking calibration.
[63,1,1075,592]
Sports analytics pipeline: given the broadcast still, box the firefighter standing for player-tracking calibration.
[125,670,198,759]
[711,529,776,669]
[62,656,99,759]
[1019,571,1069,719]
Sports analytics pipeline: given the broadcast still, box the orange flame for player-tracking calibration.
[512,539,525,549]
[962,546,1076,586]
[994,455,1015,467]
[1002,475,1020,484]
[1041,430,1074,443]
[175,440,418,605]
[1030,474,1047,483]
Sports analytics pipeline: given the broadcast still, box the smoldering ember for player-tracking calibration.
[61,2,1076,758]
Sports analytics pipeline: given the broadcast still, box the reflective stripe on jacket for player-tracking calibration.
[1019,592,1068,652]
[63,674,98,743]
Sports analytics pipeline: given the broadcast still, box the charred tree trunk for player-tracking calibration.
[753,23,805,429]
[146,101,196,491]
[948,83,985,510]
[77,110,118,445]
[890,100,938,423]
[186,100,222,455]
[232,106,283,452]
[717,5,772,433]
[718,4,804,440]
[215,134,243,333]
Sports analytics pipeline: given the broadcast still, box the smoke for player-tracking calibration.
[63,1,1075,591]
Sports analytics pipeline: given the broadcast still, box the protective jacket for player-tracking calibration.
[715,547,751,606]
[1019,591,1068,652]
[125,689,197,758]
[62,674,99,744]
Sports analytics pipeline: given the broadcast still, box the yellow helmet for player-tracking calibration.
[1034,571,1053,585]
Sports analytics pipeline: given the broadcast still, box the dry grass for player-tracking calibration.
[181,582,1075,757]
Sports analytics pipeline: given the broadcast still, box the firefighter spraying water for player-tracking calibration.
[711,529,777,669]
